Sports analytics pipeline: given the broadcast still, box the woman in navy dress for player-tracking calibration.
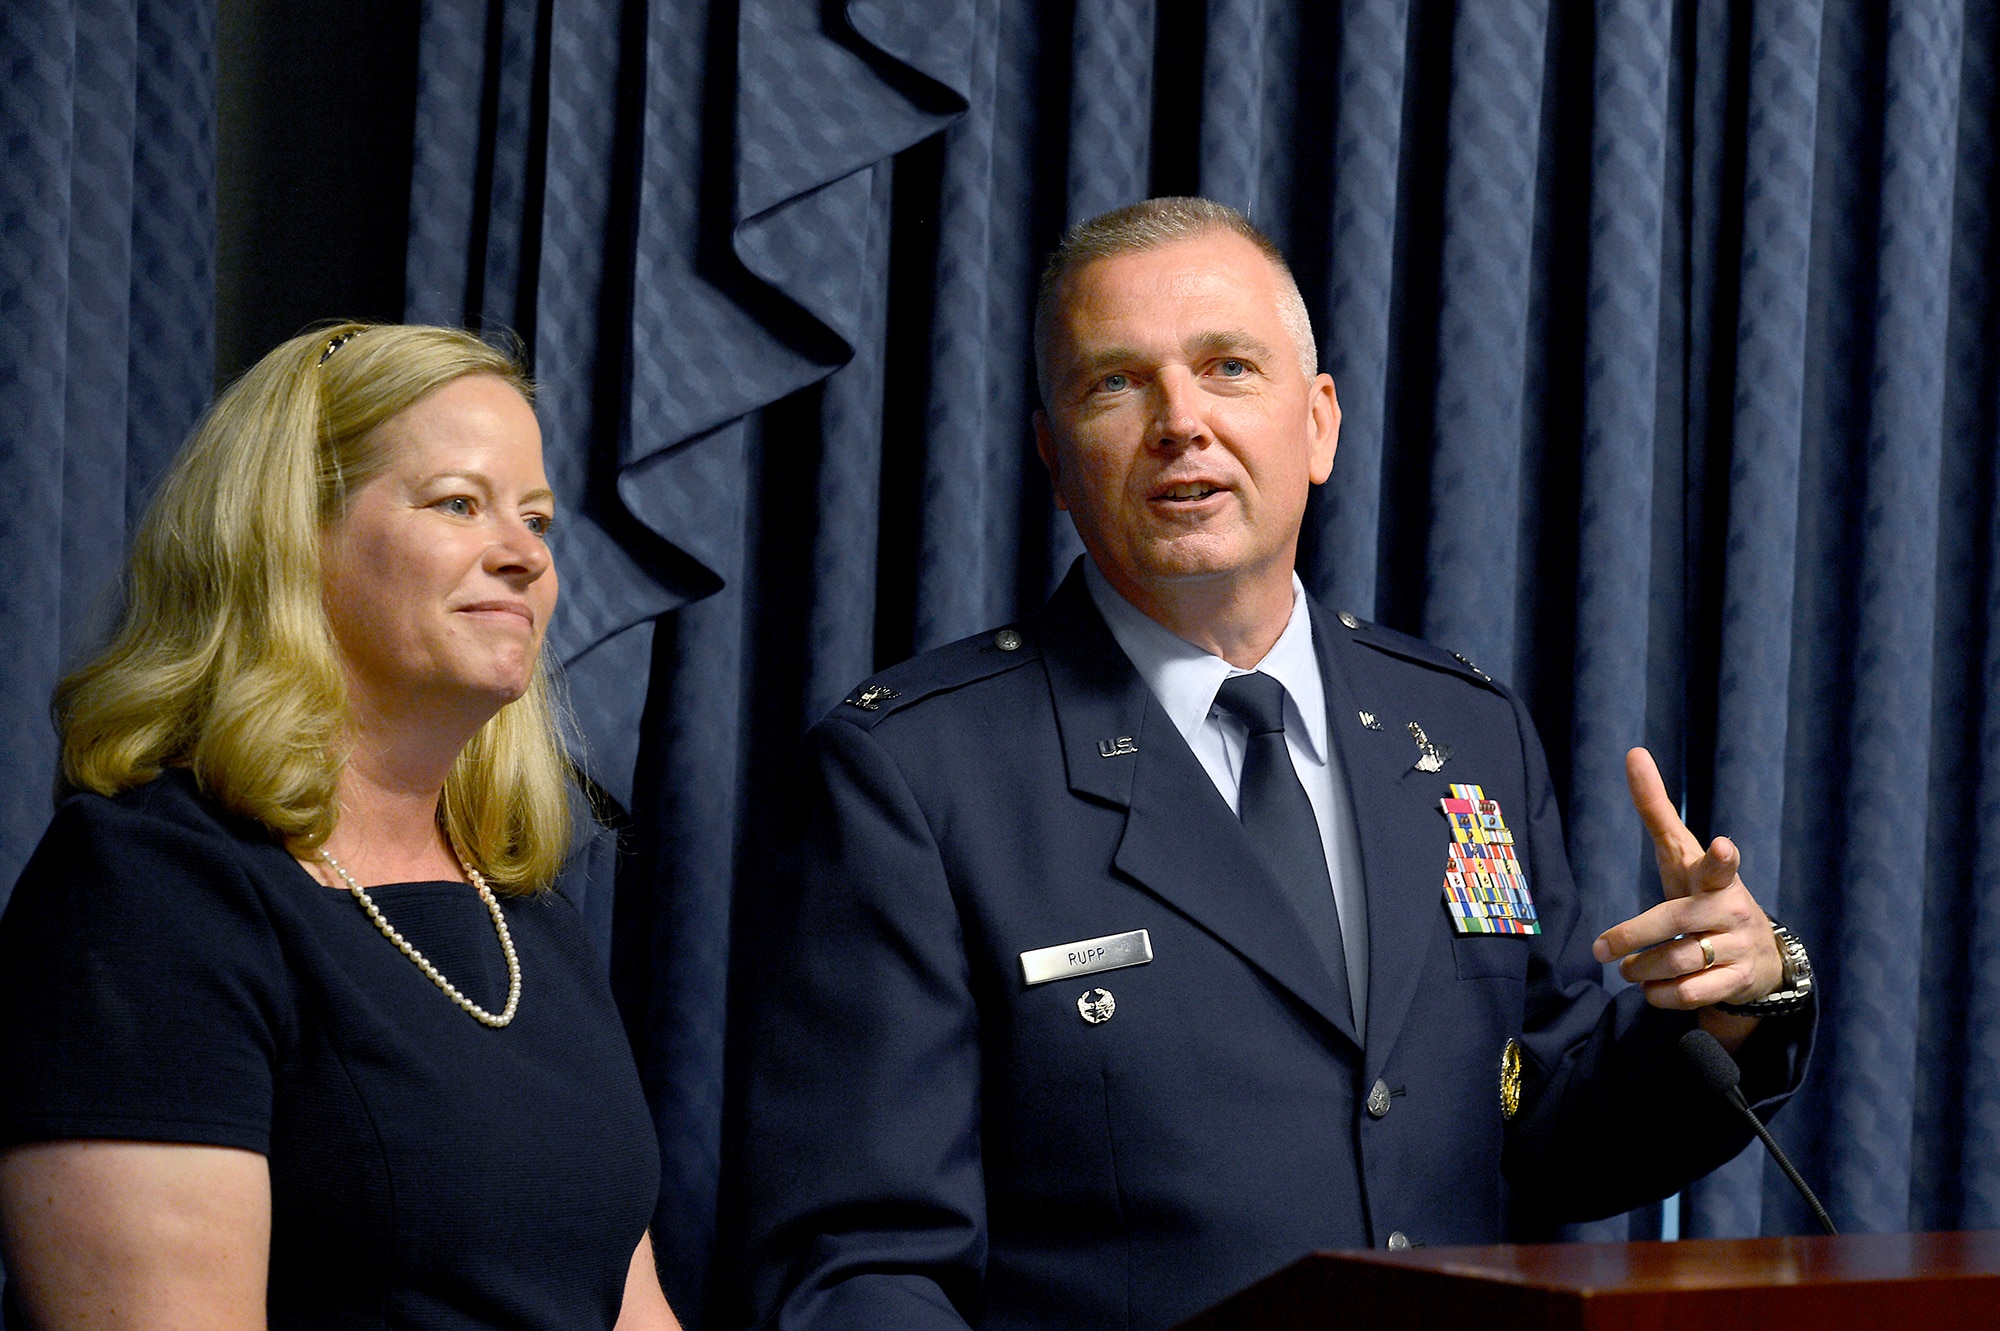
[0,324,679,1330]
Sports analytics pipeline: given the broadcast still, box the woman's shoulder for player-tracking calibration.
[1,772,300,1154]
[58,764,248,827]
[11,768,293,939]
[42,768,270,865]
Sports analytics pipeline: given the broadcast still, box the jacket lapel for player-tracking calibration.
[1311,603,1451,1077]
[1037,571,1360,1046]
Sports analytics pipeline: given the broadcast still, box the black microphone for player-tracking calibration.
[1678,1028,1836,1235]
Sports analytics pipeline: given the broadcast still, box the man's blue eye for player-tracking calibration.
[1101,373,1129,392]
[1217,359,1247,377]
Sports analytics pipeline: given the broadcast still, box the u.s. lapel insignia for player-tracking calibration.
[1078,988,1116,1024]
[846,684,900,711]
[1097,736,1138,758]
[1407,721,1452,772]
[1500,1038,1523,1119]
[1438,783,1539,935]
[1358,710,1384,731]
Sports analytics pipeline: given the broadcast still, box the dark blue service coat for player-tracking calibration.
[729,566,1809,1331]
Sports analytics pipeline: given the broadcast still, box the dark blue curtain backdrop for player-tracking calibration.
[0,0,216,893]
[5,0,2000,1324]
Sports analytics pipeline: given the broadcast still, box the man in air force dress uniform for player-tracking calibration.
[728,199,1814,1331]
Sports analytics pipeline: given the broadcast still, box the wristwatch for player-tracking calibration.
[1717,921,1814,1016]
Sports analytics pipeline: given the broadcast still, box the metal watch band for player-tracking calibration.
[1716,921,1814,1017]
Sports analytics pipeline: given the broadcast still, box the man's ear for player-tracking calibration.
[1034,410,1071,512]
[1307,374,1340,485]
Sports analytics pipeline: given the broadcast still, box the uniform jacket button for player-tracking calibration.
[1387,1231,1411,1251]
[993,628,1023,651]
[1366,1078,1392,1119]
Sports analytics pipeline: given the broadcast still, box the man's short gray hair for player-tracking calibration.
[1032,197,1319,403]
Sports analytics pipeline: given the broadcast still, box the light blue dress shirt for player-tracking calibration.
[1084,558,1370,1035]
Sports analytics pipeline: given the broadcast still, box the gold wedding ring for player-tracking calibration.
[1698,936,1717,970]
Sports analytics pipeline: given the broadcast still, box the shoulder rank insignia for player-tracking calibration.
[846,684,900,711]
[1438,783,1539,935]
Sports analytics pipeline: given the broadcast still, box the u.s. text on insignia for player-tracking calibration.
[1097,736,1138,758]
[1438,783,1540,936]
[1499,1038,1523,1119]
[846,684,899,711]
[1358,710,1384,731]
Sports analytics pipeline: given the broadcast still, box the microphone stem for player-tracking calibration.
[1727,1087,1837,1236]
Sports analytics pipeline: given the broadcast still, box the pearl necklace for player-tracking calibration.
[318,848,521,1028]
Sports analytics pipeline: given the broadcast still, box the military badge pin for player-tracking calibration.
[1408,721,1451,773]
[1077,988,1116,1024]
[846,684,899,711]
[1500,1038,1524,1119]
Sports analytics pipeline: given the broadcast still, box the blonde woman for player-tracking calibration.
[0,325,679,1330]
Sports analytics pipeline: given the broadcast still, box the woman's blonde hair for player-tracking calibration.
[56,322,572,891]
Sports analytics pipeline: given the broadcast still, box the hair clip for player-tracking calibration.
[318,330,360,365]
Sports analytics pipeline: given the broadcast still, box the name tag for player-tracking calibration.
[1020,929,1153,986]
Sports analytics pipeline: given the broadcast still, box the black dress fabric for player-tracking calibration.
[0,769,661,1330]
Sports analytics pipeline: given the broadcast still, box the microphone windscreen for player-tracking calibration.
[1679,1028,1743,1094]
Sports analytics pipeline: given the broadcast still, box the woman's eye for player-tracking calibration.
[524,514,553,537]
[440,496,473,516]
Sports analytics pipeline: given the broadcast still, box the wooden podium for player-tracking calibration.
[1177,1230,2000,1330]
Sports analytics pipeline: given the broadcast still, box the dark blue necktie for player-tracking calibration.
[1213,672,1352,1010]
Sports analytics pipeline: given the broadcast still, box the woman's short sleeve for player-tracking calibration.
[0,785,295,1153]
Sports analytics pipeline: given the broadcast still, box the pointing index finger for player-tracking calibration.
[1625,748,1699,859]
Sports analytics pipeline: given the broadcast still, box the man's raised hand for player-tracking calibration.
[1590,748,1785,1049]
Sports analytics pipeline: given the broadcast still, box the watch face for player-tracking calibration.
[1777,930,1812,990]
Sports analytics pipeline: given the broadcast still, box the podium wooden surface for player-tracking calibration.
[1176,1230,2000,1331]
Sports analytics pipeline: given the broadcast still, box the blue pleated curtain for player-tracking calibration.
[0,0,216,893]
[5,0,2000,1326]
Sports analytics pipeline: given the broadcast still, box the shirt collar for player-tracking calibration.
[1082,557,1328,764]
